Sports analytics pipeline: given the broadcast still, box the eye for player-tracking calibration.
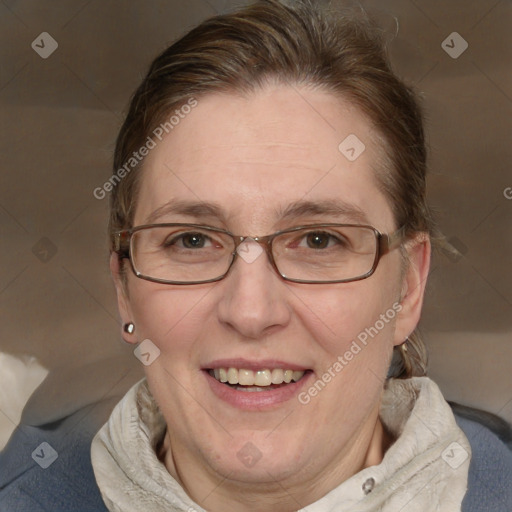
[300,231,343,249]
[164,232,214,249]
[181,232,209,249]
[305,232,330,249]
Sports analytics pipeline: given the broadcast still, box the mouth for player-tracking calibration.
[207,367,309,392]
[202,359,314,409]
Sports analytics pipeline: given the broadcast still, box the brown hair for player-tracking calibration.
[109,0,433,378]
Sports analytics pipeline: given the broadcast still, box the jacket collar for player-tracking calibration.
[92,377,471,512]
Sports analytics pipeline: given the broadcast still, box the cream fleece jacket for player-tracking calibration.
[91,377,471,512]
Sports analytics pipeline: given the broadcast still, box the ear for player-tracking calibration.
[393,233,431,346]
[110,252,137,344]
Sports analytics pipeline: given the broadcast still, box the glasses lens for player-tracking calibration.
[273,225,378,282]
[131,225,235,283]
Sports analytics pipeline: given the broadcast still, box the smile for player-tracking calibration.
[203,360,313,409]
[208,367,307,391]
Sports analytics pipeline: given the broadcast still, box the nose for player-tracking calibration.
[216,239,291,339]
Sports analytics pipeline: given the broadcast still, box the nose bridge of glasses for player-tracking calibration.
[231,235,277,273]
[233,234,273,250]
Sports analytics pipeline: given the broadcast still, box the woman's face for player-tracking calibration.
[113,85,428,495]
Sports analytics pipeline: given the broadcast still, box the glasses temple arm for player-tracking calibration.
[381,226,407,254]
[112,232,131,258]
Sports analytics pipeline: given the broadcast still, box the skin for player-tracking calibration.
[111,84,431,512]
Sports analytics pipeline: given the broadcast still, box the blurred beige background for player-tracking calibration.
[0,0,511,443]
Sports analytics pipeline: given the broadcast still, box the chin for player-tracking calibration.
[204,430,308,484]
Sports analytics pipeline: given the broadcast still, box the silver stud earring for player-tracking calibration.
[123,322,135,334]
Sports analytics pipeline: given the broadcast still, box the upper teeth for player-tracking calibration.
[211,368,305,386]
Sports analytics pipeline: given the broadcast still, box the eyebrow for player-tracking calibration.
[143,198,369,226]
[144,199,228,225]
[278,199,370,224]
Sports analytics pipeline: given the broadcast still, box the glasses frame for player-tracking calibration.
[113,223,405,285]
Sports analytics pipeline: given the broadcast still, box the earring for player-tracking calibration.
[123,322,135,334]
[401,337,409,352]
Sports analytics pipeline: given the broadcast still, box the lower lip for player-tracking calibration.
[203,370,313,410]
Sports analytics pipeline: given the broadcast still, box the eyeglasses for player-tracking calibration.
[113,223,405,285]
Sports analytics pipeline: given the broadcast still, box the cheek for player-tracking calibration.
[293,282,400,432]
[127,279,215,358]
[291,278,400,360]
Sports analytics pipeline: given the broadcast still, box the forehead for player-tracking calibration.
[135,85,394,231]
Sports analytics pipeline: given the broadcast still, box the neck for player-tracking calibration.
[159,406,391,512]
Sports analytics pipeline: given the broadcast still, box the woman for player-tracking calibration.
[88,1,512,511]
